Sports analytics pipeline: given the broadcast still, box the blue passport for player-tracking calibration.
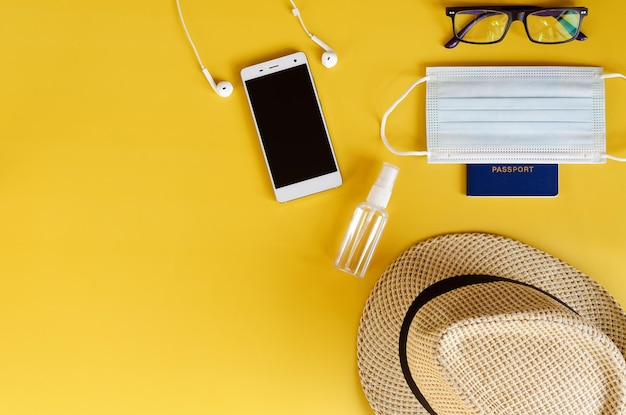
[466,164,559,197]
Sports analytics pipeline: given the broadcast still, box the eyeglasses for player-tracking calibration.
[445,6,588,48]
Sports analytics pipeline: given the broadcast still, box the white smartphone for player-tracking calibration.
[241,52,342,202]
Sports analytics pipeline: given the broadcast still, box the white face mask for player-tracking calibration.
[381,66,626,164]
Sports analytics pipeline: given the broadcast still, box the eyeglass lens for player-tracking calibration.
[453,10,509,43]
[526,10,581,43]
[453,9,582,44]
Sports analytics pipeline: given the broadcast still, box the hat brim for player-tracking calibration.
[357,232,626,415]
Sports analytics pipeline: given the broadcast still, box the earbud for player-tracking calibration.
[290,1,338,68]
[176,0,233,98]
[215,81,234,97]
[311,35,338,68]
[202,68,233,98]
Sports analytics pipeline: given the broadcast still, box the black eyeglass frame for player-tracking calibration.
[444,5,588,48]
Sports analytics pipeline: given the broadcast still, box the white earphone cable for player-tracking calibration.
[175,0,207,71]
[380,76,430,157]
[289,0,314,39]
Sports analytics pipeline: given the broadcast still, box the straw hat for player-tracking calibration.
[357,232,626,415]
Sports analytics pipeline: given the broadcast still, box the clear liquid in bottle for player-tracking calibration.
[334,163,399,278]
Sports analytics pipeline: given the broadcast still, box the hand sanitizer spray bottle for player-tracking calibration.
[334,162,399,278]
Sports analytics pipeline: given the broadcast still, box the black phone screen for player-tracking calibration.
[244,64,338,189]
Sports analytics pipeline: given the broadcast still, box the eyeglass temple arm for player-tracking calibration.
[444,36,461,49]
[444,11,496,49]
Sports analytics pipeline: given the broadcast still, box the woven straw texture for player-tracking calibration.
[406,281,626,414]
[357,232,626,415]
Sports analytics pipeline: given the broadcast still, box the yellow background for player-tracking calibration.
[1,0,625,414]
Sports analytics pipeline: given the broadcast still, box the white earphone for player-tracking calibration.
[175,0,336,98]
[201,67,233,98]
[175,0,233,97]
[289,1,338,68]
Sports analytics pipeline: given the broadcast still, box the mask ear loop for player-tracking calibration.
[601,73,626,162]
[380,76,430,157]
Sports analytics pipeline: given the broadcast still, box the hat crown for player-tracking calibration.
[358,233,626,415]
[404,279,626,415]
